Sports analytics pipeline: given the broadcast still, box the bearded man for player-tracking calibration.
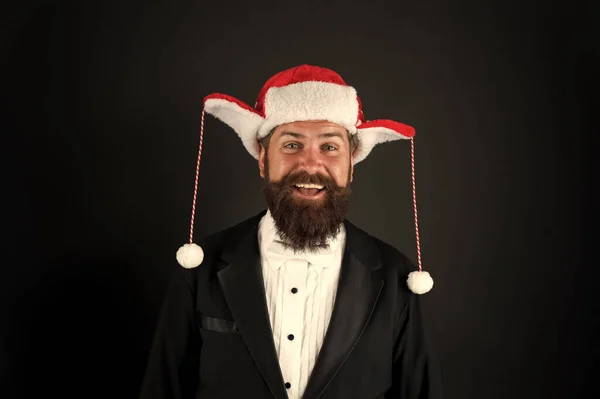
[138,65,445,399]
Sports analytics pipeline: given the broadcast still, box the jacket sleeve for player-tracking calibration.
[138,267,201,399]
[387,292,446,399]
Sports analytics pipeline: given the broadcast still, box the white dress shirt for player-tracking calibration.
[257,209,346,399]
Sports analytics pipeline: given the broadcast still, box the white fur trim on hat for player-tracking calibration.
[203,88,415,165]
[257,81,359,139]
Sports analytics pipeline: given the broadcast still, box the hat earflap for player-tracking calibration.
[204,93,265,159]
[354,119,415,164]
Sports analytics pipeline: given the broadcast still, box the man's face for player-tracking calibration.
[259,120,355,188]
[258,120,356,252]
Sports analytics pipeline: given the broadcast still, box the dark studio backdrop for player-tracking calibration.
[1,0,596,398]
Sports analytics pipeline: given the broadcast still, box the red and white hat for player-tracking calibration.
[176,64,434,294]
[203,64,416,163]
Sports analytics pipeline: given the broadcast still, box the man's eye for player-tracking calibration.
[284,143,301,149]
[323,145,337,151]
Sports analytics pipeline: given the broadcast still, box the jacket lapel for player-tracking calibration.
[302,220,384,399]
[217,212,288,399]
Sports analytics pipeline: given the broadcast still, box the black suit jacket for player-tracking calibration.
[139,210,445,399]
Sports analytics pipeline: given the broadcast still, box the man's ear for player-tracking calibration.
[258,144,266,178]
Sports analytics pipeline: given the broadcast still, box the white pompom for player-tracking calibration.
[407,271,434,294]
[176,243,204,268]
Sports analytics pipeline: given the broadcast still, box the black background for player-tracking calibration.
[1,0,596,398]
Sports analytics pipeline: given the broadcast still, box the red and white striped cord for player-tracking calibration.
[410,137,423,272]
[187,115,422,271]
[189,109,205,244]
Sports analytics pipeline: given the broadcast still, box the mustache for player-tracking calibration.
[278,170,338,190]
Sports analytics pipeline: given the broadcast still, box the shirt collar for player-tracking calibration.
[258,209,345,274]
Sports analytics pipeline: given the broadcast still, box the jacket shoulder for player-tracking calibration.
[344,218,417,277]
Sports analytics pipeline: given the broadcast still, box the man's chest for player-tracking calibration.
[261,259,342,398]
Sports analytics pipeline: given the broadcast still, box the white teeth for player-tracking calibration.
[295,183,324,189]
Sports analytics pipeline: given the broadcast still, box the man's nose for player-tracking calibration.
[297,146,323,174]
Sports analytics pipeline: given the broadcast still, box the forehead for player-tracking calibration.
[272,120,348,139]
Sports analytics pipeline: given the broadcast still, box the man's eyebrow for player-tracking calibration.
[279,131,305,139]
[278,131,345,140]
[318,132,345,140]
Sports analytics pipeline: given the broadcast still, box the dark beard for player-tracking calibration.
[262,160,352,253]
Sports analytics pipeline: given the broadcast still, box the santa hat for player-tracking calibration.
[175,64,433,294]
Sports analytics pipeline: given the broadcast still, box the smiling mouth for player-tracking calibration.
[293,183,325,197]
